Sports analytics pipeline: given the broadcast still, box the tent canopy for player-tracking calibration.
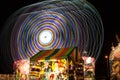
[30,47,76,61]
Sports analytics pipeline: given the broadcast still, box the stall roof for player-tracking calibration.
[30,47,75,61]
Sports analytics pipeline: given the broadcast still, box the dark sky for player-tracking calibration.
[0,0,120,78]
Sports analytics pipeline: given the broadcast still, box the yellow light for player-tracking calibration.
[105,55,108,59]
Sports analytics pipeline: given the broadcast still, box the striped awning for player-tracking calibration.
[30,47,75,61]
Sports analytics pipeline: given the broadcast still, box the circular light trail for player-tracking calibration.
[0,0,104,61]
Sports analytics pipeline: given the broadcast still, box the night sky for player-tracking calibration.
[0,0,119,78]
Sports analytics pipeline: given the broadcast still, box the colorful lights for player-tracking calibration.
[30,59,69,79]
[13,59,30,80]
[7,0,104,61]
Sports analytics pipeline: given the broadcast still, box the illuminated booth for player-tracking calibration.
[29,47,84,80]
[82,56,95,80]
[109,43,120,80]
[13,47,84,80]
